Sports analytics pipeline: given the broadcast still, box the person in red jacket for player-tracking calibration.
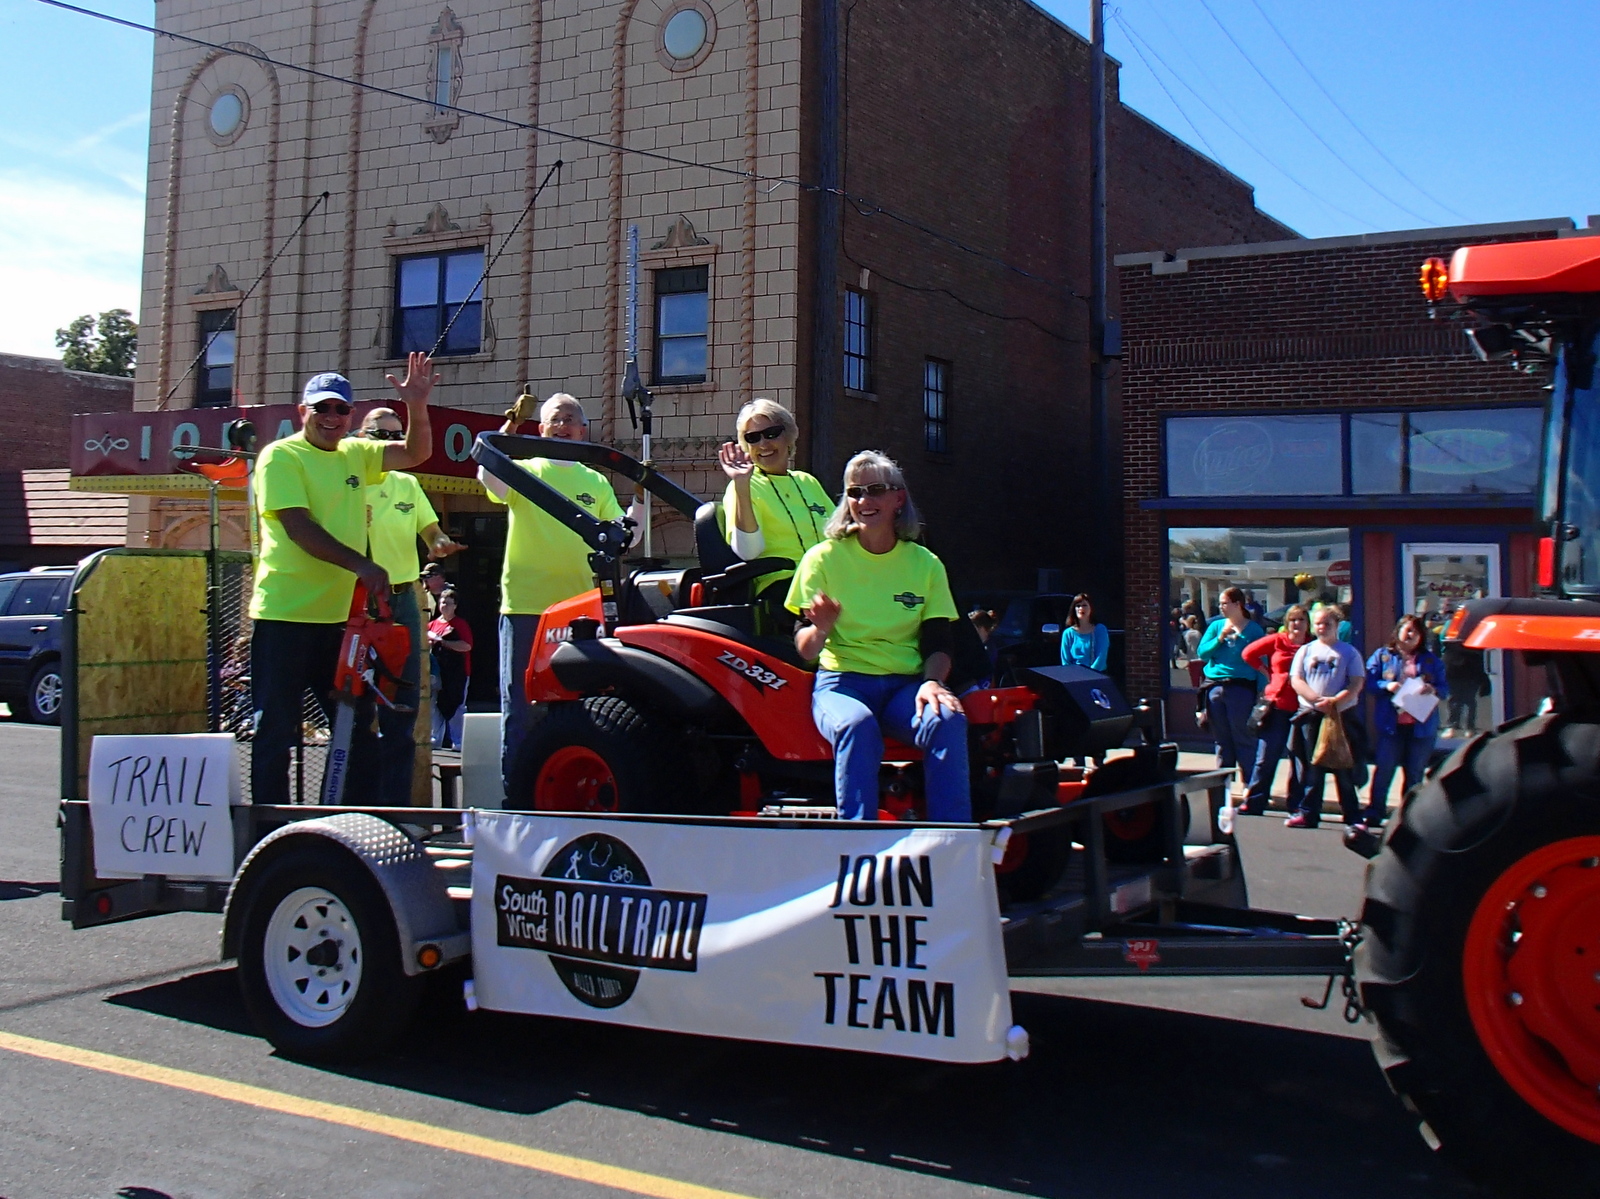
[1239,605,1311,815]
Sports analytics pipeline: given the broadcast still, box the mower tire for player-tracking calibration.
[506,696,703,815]
[1356,714,1600,1197]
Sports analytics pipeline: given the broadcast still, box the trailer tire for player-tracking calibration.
[1356,714,1600,1197]
[236,842,422,1062]
[505,696,699,814]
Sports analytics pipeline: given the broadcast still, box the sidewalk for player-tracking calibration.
[1176,749,1405,822]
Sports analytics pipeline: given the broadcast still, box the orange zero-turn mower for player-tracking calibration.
[1349,235,1600,1196]
[471,432,1181,902]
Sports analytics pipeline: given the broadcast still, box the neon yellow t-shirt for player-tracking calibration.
[719,469,833,581]
[487,458,623,614]
[366,470,438,585]
[784,536,959,675]
[251,433,388,623]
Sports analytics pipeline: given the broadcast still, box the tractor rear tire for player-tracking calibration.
[1356,714,1600,1197]
[505,696,701,815]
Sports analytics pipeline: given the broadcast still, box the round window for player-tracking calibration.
[209,91,244,140]
[662,9,707,60]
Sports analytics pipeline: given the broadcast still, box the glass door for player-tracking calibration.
[1402,542,1502,735]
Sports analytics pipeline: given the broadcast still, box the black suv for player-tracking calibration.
[0,568,72,724]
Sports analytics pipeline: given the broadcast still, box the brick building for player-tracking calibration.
[1116,217,1592,739]
[0,355,130,568]
[129,0,1290,619]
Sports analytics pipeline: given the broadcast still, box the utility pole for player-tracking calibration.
[1088,0,1112,605]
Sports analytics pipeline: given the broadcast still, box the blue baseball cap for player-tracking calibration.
[302,372,354,406]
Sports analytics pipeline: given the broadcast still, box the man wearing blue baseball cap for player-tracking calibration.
[248,352,438,804]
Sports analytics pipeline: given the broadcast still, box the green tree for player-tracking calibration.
[54,308,137,377]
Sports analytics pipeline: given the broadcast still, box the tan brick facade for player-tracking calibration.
[132,0,1289,585]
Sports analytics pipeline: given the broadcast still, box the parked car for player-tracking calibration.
[0,567,74,724]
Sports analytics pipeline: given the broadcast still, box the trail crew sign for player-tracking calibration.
[88,734,242,882]
[471,811,1016,1063]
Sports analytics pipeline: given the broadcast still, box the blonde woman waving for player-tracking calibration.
[718,399,833,598]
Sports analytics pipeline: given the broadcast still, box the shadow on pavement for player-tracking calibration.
[108,967,1472,1198]
[0,881,58,901]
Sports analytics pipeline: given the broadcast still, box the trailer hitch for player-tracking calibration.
[1300,920,1365,1024]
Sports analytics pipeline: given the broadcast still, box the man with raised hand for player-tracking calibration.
[249,353,437,804]
[357,405,465,804]
[479,392,642,793]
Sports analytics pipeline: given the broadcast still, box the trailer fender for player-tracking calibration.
[221,813,467,976]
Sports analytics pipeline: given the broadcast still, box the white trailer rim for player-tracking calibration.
[263,886,364,1028]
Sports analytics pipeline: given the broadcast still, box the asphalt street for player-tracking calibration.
[0,724,1473,1199]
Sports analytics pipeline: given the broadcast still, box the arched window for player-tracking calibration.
[424,8,464,143]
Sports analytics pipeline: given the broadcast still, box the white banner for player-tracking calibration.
[89,734,242,882]
[470,812,1017,1064]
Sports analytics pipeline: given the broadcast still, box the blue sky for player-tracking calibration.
[2,0,1597,358]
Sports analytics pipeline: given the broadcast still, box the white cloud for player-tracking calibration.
[0,171,145,359]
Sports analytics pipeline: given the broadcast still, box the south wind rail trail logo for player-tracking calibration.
[891,591,925,610]
[496,832,707,1009]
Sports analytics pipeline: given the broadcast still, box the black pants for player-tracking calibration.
[1289,710,1358,824]
[251,619,378,805]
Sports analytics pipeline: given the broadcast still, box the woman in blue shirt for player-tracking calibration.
[1059,593,1110,672]
[1363,615,1448,829]
[1196,586,1266,795]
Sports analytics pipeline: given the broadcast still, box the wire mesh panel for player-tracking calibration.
[211,551,330,803]
[64,549,341,805]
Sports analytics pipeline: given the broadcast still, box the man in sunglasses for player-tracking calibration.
[248,353,439,805]
[479,392,643,793]
[358,406,465,804]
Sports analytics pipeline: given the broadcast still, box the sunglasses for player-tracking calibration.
[309,400,353,416]
[364,428,404,440]
[845,483,901,500]
[742,425,787,445]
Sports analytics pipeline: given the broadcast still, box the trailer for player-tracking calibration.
[57,516,1357,1067]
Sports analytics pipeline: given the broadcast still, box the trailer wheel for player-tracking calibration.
[506,696,698,814]
[236,843,421,1062]
[1357,715,1600,1197]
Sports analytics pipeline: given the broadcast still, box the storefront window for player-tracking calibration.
[1165,416,1343,497]
[1349,413,1403,493]
[1407,408,1542,495]
[1165,406,1543,499]
[1166,526,1351,692]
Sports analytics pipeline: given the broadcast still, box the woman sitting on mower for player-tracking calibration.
[785,450,970,822]
[718,399,833,601]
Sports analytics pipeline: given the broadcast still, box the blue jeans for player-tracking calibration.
[1245,705,1299,812]
[499,612,541,794]
[1205,680,1258,782]
[376,586,422,803]
[811,671,970,821]
[1367,724,1434,823]
[250,619,378,805]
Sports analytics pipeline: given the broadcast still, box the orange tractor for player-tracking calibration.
[1353,235,1600,1195]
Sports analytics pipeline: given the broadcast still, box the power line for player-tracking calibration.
[1113,15,1223,163]
[39,0,1079,301]
[1245,0,1468,222]
[844,251,1083,345]
[1112,12,1378,230]
[1192,0,1437,226]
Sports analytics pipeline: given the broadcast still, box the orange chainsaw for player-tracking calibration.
[320,583,412,805]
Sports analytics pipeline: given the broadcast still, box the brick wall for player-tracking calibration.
[0,354,133,471]
[1116,222,1564,699]
[822,0,1294,598]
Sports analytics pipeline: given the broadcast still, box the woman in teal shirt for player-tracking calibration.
[1059,593,1109,672]
[1196,586,1265,794]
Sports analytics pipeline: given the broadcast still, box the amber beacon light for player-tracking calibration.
[1419,257,1451,303]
